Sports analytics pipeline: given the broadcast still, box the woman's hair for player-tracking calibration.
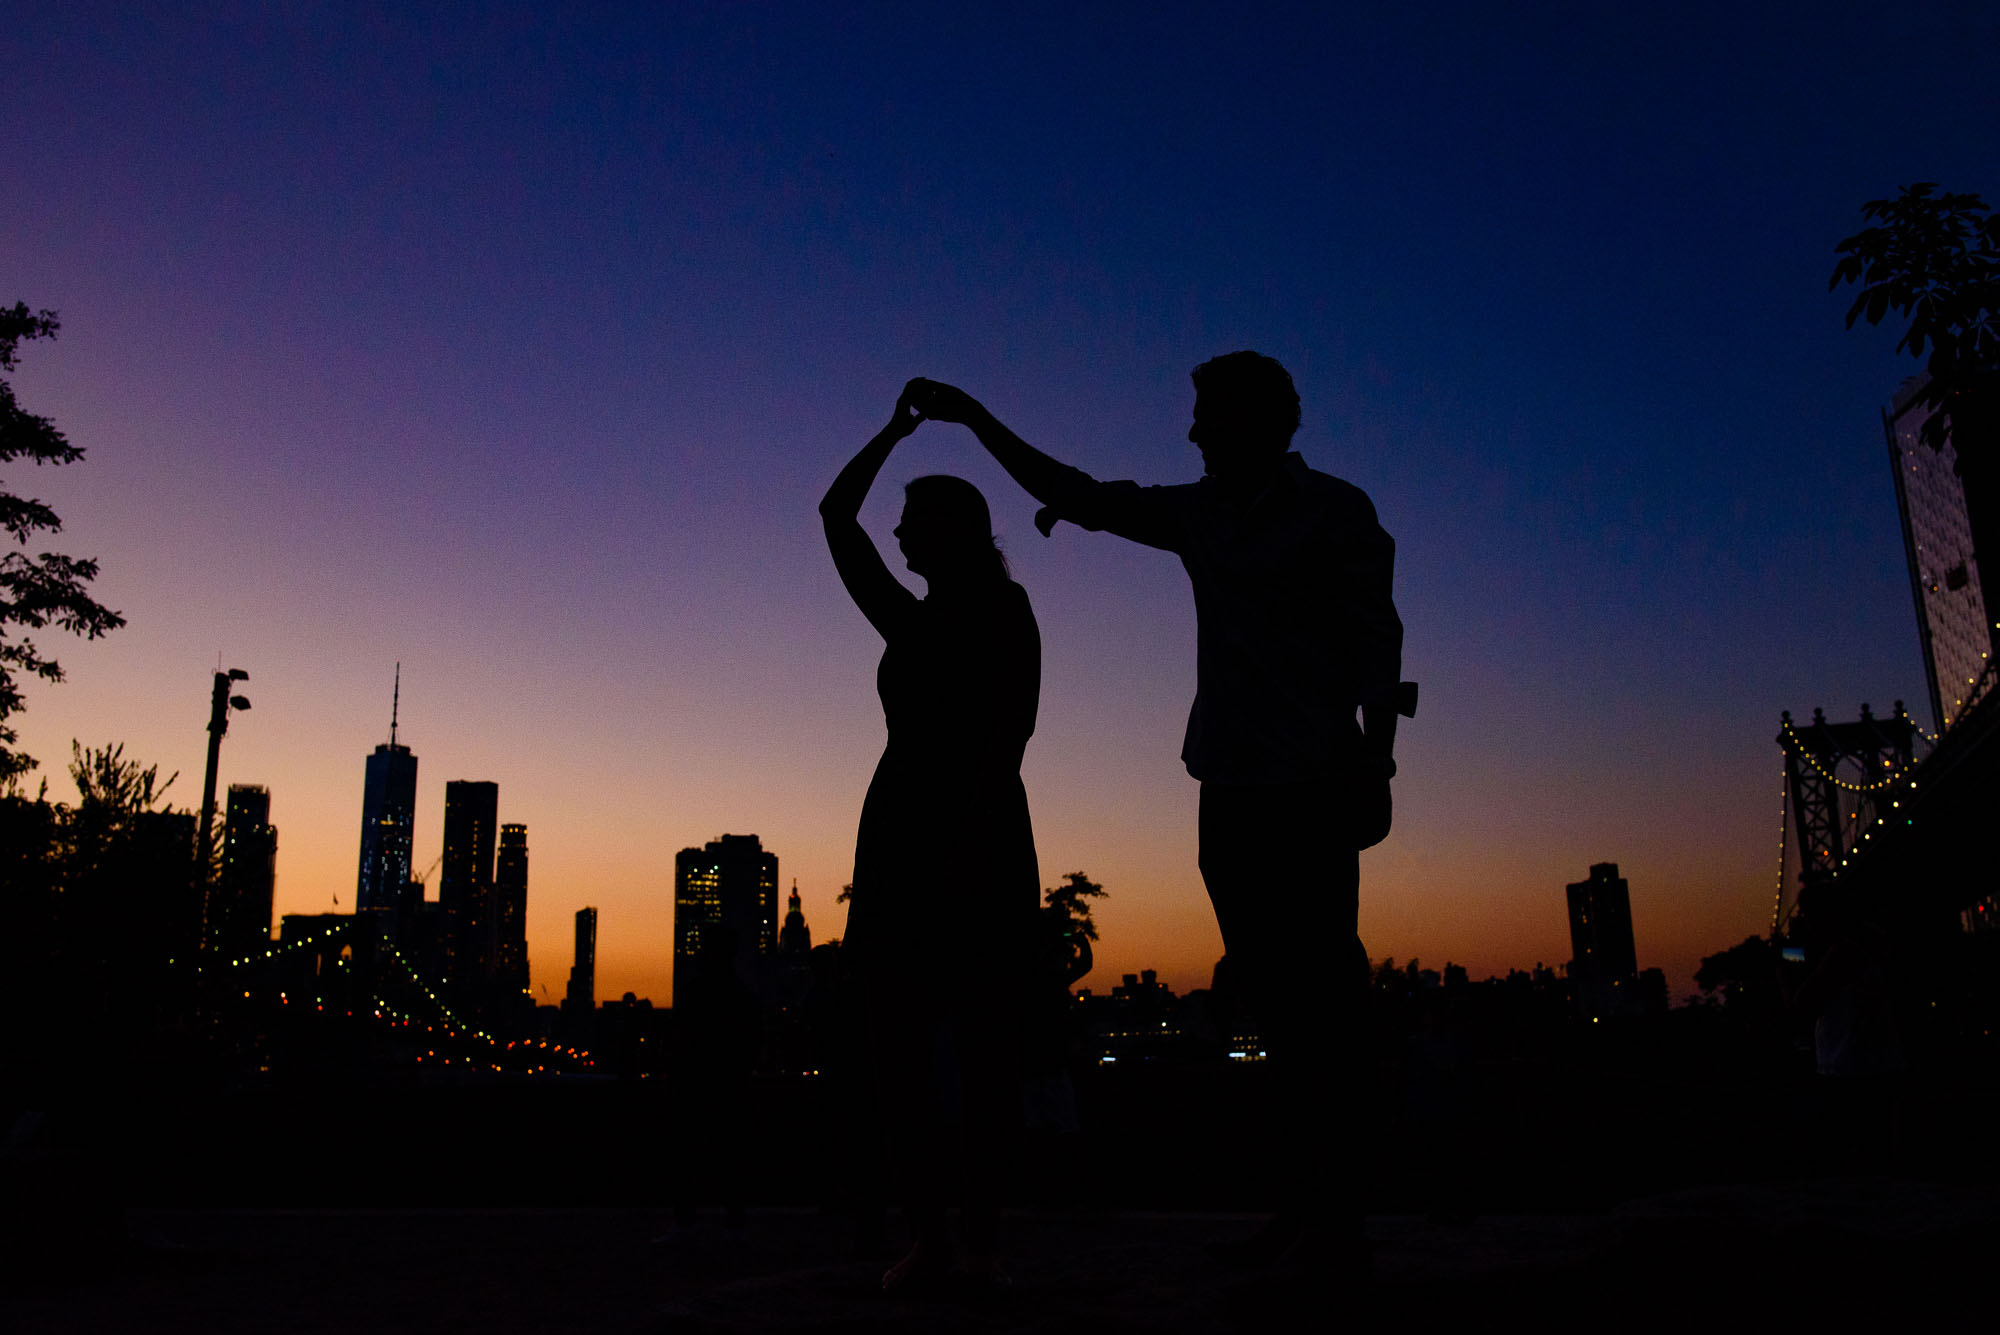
[904,474,1010,581]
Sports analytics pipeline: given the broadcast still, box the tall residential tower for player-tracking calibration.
[1566,862,1639,1021]
[495,823,530,1002]
[440,779,499,984]
[209,783,277,960]
[1886,374,1995,734]
[566,906,597,1014]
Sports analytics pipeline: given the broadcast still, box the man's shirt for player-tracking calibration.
[1046,451,1401,785]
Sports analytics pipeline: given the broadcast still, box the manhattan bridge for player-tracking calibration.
[1771,380,2000,942]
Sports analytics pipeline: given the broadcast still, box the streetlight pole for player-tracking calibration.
[197,668,251,883]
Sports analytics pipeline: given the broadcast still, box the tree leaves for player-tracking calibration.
[0,304,124,783]
[1043,869,1107,942]
[69,740,177,817]
[0,303,60,372]
[1831,184,2000,461]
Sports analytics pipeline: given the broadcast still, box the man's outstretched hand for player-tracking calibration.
[905,378,985,426]
[907,377,1064,536]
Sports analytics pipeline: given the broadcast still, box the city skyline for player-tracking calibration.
[7,6,1995,1004]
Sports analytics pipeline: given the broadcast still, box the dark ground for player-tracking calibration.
[9,1014,2000,1329]
[4,1179,1996,1333]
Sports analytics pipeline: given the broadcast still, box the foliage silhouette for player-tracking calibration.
[62,739,182,884]
[1035,870,1104,996]
[68,739,177,813]
[1832,183,1998,459]
[0,304,126,788]
[3,741,194,1073]
[1043,869,1107,942]
[1695,935,1779,1014]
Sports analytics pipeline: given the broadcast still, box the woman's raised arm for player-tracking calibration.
[820,390,923,638]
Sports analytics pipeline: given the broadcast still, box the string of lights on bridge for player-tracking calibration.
[384,945,594,1069]
[1760,632,2000,933]
[1934,647,1999,742]
[1771,697,1941,932]
[367,993,589,1074]
[196,918,351,973]
[1770,775,1789,936]
[193,919,593,1073]
[387,945,489,1041]
[1775,712,1923,794]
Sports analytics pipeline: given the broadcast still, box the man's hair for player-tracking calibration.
[1191,351,1301,450]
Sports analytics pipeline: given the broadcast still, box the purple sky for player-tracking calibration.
[6,2,1994,1003]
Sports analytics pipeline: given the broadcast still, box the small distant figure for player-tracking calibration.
[820,385,1042,1292]
[909,354,1408,1272]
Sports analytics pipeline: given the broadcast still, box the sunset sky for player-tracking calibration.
[6,2,1995,1004]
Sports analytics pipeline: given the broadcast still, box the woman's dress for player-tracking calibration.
[843,577,1041,996]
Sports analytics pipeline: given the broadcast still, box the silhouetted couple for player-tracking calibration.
[821,352,1405,1293]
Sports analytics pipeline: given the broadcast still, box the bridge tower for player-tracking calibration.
[1776,703,1916,923]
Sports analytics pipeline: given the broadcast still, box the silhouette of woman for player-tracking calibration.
[820,384,1041,1292]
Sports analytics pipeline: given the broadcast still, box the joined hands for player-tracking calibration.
[904,377,985,427]
[900,378,1065,536]
[882,378,976,442]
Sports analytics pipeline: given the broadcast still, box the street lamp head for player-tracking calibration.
[227,668,249,682]
[229,695,251,711]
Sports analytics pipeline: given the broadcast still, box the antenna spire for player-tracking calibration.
[390,662,401,747]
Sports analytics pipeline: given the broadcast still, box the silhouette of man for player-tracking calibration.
[909,354,1403,1264]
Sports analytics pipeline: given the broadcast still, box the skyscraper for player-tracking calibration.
[566,906,597,1014]
[210,784,277,960]
[440,779,499,984]
[778,880,811,959]
[356,672,418,928]
[1566,862,1639,1021]
[673,833,778,1008]
[1886,374,1995,734]
[495,823,529,1000]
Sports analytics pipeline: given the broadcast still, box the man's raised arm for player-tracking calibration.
[905,378,1096,529]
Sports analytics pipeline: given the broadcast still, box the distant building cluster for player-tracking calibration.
[343,689,533,1023]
